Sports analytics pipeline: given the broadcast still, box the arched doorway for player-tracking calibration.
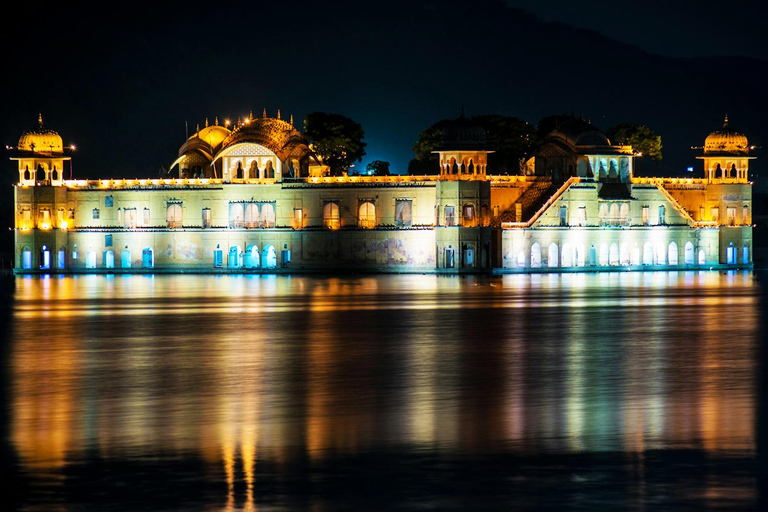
[642,243,653,265]
[121,249,132,268]
[530,243,541,268]
[142,247,154,269]
[86,251,97,269]
[57,247,66,270]
[40,245,51,270]
[668,242,678,266]
[262,245,277,270]
[684,242,694,265]
[548,243,558,268]
[609,243,619,266]
[561,243,572,267]
[104,250,115,269]
[229,245,242,269]
[698,249,706,265]
[245,244,260,269]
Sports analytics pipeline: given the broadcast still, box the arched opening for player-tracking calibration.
[548,243,559,268]
[715,163,722,179]
[463,244,475,267]
[260,203,275,228]
[576,244,586,267]
[248,160,258,180]
[642,242,653,265]
[213,245,223,268]
[229,203,244,228]
[324,202,340,229]
[264,161,275,179]
[359,201,376,229]
[235,161,244,179]
[104,250,115,269]
[229,245,242,269]
[166,203,182,228]
[24,166,31,181]
[245,244,260,269]
[726,244,737,264]
[517,251,525,268]
[730,163,737,179]
[562,243,573,267]
[530,243,541,268]
[668,242,678,265]
[609,159,618,179]
[619,243,629,266]
[39,245,51,270]
[245,203,259,228]
[142,247,154,268]
[86,250,97,269]
[262,245,277,270]
[743,246,750,264]
[599,243,609,266]
[631,244,640,266]
[655,244,665,265]
[684,242,694,265]
[57,247,66,270]
[462,204,476,227]
[609,243,619,266]
[445,246,455,268]
[121,249,132,268]
[698,249,706,265]
[619,203,629,225]
[22,246,32,269]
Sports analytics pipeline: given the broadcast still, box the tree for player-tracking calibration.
[366,160,390,176]
[409,116,537,174]
[606,123,663,162]
[304,112,366,176]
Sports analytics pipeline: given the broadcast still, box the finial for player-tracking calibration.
[263,108,267,119]
[215,116,219,126]
[205,118,209,127]
[723,114,729,128]
[196,123,200,134]
[38,113,43,125]
[249,111,253,121]
[237,116,241,126]
[290,114,294,126]
[277,109,281,120]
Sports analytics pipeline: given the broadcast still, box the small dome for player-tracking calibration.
[575,130,611,146]
[437,118,488,151]
[17,114,63,153]
[196,125,230,149]
[704,116,749,155]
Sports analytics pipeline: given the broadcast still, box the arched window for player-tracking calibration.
[245,203,260,228]
[576,244,586,267]
[548,243,559,268]
[609,243,619,266]
[229,203,244,228]
[359,201,376,229]
[264,161,275,179]
[631,244,641,266]
[599,243,609,266]
[619,203,629,225]
[642,242,653,265]
[260,203,275,228]
[166,203,182,228]
[40,245,51,270]
[462,204,476,227]
[655,244,665,265]
[86,250,97,269]
[324,202,340,229]
[619,243,629,266]
[668,242,678,265]
[57,247,66,270]
[517,251,525,268]
[684,242,694,265]
[22,246,32,269]
[213,245,223,268]
[562,243,573,267]
[104,250,115,269]
[463,244,475,267]
[530,243,541,268]
[698,249,706,265]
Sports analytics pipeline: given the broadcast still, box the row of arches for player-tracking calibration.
[517,241,712,268]
[214,244,279,270]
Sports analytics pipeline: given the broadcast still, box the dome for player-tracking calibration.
[549,117,608,147]
[704,116,749,155]
[17,114,63,153]
[436,118,488,151]
[575,130,611,147]
[196,125,230,149]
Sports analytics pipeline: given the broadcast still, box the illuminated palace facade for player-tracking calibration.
[11,113,753,274]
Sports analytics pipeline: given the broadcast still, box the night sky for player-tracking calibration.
[2,0,767,179]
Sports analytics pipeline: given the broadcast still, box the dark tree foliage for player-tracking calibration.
[366,160,390,176]
[304,112,367,176]
[409,116,536,174]
[606,123,663,162]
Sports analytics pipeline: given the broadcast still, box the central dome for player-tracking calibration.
[437,117,488,151]
[704,116,749,155]
[17,114,63,153]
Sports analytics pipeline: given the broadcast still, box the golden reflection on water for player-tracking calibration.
[8,271,760,506]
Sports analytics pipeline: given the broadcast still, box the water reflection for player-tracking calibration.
[5,271,761,510]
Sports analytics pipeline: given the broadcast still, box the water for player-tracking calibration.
[0,272,766,511]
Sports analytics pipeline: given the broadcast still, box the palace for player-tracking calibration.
[10,112,753,274]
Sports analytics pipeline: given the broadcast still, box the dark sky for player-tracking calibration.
[2,0,766,178]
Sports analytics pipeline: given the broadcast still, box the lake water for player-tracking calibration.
[1,271,766,511]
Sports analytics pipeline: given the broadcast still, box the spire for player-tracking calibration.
[249,111,253,121]
[723,114,729,128]
[205,118,209,127]
[277,109,281,120]
[38,113,43,125]
[263,108,267,119]
[215,116,219,126]
[196,123,200,134]
[237,116,241,126]
[290,114,294,126]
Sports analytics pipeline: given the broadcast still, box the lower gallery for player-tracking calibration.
[10,113,753,274]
